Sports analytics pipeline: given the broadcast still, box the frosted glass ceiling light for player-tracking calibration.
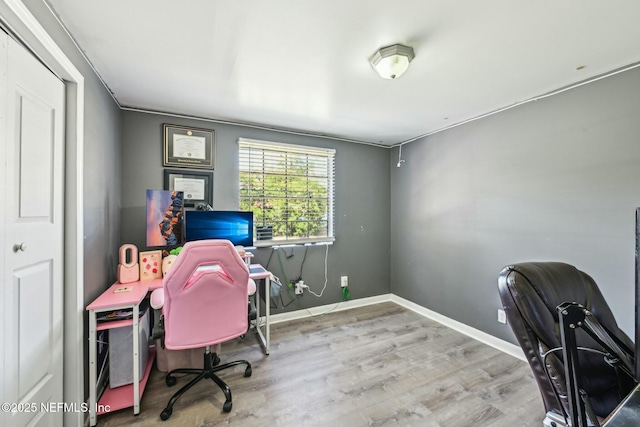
[369,44,415,79]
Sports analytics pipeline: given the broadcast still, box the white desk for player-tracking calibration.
[249,264,272,355]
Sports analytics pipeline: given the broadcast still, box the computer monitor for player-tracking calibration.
[184,210,254,247]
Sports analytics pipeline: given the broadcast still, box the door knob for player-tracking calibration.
[13,242,27,252]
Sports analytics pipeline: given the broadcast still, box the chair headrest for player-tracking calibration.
[499,262,619,349]
[163,239,248,293]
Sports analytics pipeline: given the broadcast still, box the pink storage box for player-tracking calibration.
[155,340,221,372]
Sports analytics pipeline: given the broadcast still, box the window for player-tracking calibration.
[239,138,335,245]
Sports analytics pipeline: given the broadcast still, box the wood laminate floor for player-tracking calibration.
[97,302,544,427]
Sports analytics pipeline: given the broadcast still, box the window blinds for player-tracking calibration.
[239,138,335,244]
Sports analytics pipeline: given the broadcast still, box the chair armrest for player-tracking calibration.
[150,288,164,309]
[247,278,257,296]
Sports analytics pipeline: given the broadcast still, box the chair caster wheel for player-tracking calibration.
[160,408,172,421]
[223,401,232,412]
[244,366,252,377]
[165,375,177,387]
[213,355,220,366]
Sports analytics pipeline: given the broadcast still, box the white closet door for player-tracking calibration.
[1,31,66,427]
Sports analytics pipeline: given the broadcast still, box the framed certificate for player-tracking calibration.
[164,169,213,208]
[163,124,215,169]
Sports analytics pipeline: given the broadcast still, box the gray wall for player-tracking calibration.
[390,66,640,342]
[23,0,122,399]
[23,0,122,301]
[120,111,391,311]
[28,0,640,403]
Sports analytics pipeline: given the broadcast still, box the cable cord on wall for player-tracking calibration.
[298,246,309,278]
[305,302,342,318]
[264,243,328,301]
[275,248,290,286]
[306,243,329,298]
[397,143,405,167]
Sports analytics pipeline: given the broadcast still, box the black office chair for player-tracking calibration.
[497,262,636,425]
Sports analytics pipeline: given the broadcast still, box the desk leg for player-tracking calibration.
[132,303,140,415]
[89,310,97,426]
[254,281,261,341]
[254,277,270,355]
[264,275,270,354]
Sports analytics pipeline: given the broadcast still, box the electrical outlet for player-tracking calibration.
[295,281,305,295]
[341,276,348,287]
[498,309,507,324]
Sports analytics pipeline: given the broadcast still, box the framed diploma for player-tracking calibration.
[164,169,213,208]
[163,124,215,169]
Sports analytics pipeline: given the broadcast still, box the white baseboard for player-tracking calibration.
[269,294,525,362]
[390,295,526,361]
[269,294,393,324]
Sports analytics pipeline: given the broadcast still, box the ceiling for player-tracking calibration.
[45,0,640,147]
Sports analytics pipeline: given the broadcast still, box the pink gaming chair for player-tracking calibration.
[153,239,256,420]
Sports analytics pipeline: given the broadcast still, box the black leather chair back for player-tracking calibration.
[498,262,635,419]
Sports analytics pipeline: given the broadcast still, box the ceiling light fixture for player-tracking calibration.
[369,44,415,79]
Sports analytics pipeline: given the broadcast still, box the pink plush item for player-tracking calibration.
[162,254,178,277]
[162,239,252,350]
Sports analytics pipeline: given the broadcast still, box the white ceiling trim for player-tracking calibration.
[44,1,640,148]
[124,58,640,152]
[394,60,640,148]
[121,106,390,149]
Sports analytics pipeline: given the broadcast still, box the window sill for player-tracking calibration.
[252,237,335,248]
